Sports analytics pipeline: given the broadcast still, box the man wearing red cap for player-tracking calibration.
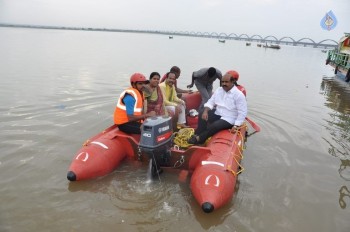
[226,70,247,96]
[114,73,156,134]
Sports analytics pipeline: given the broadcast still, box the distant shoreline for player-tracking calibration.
[0,23,152,34]
[0,23,338,48]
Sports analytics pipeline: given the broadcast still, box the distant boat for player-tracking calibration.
[257,44,262,47]
[263,44,281,49]
[218,39,225,43]
[246,42,251,46]
[169,36,173,39]
[321,50,327,53]
[325,33,350,82]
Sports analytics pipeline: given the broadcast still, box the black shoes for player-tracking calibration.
[188,135,199,144]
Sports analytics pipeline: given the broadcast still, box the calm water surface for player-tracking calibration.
[0,27,349,232]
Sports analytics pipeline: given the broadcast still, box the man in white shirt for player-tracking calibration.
[188,72,247,144]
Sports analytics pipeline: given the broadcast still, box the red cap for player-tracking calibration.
[226,70,239,80]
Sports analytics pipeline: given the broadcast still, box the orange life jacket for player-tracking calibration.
[114,87,144,125]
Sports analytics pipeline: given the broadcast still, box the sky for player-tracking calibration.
[0,0,349,42]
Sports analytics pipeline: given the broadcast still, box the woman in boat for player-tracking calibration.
[144,72,168,116]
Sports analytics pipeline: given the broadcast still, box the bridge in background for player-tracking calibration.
[162,31,338,49]
[0,23,338,49]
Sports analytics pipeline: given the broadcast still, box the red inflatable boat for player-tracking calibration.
[67,92,252,213]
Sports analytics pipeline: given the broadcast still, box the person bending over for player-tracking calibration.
[187,67,222,110]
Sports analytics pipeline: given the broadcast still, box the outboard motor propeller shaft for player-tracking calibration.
[139,116,173,178]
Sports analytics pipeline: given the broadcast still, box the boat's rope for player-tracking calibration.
[173,128,195,149]
[227,151,244,176]
[227,124,247,176]
[172,124,248,175]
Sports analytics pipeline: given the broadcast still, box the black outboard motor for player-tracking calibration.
[139,116,173,177]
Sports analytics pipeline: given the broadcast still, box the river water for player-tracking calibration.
[0,27,349,232]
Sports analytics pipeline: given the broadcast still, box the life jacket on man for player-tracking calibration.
[114,73,147,125]
[114,87,144,125]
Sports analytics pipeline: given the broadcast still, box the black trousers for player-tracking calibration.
[118,121,142,134]
[195,109,232,143]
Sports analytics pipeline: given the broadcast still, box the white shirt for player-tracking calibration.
[204,86,247,126]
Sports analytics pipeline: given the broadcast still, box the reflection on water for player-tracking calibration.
[339,186,350,209]
[339,159,350,181]
[320,77,350,209]
[320,77,350,159]
[338,158,350,209]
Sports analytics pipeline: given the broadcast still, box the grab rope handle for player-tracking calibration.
[227,147,245,176]
[226,124,246,175]
[174,155,185,168]
[82,140,90,146]
[227,154,245,176]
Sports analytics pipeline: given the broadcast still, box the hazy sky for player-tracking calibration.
[0,0,349,41]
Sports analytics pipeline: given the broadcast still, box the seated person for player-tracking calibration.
[114,73,156,134]
[188,72,247,144]
[159,72,188,128]
[145,72,183,131]
[160,66,192,98]
[144,72,167,116]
